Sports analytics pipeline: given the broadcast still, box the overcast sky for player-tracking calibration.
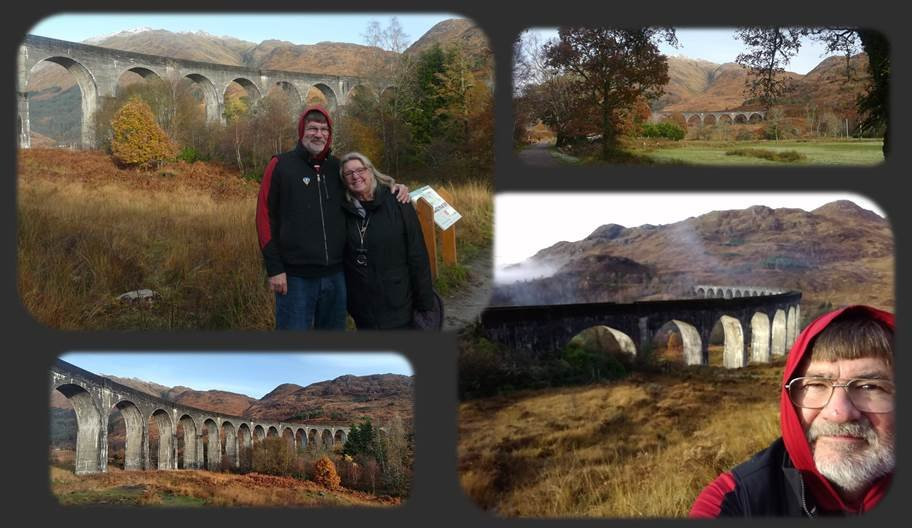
[59,353,413,399]
[27,13,461,47]
[523,28,843,75]
[495,193,887,272]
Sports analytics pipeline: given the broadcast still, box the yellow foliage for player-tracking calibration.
[111,97,177,168]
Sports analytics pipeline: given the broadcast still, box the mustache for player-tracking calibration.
[807,420,877,443]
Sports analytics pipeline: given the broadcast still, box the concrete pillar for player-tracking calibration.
[720,315,746,369]
[772,309,787,357]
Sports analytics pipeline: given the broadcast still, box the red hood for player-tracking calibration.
[780,305,895,513]
[297,105,333,161]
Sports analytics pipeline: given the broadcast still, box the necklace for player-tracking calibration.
[358,215,371,248]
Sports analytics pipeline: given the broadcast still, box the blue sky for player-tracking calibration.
[59,353,413,399]
[28,13,462,47]
[525,28,842,75]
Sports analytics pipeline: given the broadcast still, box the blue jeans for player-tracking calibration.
[275,272,347,330]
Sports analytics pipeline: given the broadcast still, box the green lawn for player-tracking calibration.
[637,139,884,166]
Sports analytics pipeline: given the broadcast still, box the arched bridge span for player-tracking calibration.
[50,359,349,474]
[18,34,390,148]
[481,291,801,369]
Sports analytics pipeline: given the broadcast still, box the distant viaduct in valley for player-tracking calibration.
[51,359,350,475]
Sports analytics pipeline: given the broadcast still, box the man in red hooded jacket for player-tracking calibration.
[690,305,894,516]
[255,106,408,329]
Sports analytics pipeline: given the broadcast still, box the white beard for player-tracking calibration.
[808,419,895,496]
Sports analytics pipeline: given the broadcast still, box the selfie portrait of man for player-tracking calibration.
[690,305,895,517]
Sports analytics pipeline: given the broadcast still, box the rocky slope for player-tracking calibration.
[493,200,893,312]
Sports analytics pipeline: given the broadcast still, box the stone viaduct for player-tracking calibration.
[657,110,766,127]
[51,359,350,475]
[694,284,786,299]
[18,34,386,148]
[481,291,801,369]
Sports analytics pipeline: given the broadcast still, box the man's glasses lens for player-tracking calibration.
[305,126,329,134]
[786,377,895,412]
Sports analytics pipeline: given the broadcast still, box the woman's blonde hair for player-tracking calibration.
[339,152,396,201]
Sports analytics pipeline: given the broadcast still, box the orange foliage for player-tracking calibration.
[313,456,341,490]
[111,97,177,168]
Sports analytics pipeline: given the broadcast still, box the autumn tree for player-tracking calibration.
[736,27,890,156]
[313,456,341,490]
[544,27,677,159]
[734,27,803,111]
[110,96,177,168]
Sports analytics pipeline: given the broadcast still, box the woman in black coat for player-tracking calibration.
[339,152,435,329]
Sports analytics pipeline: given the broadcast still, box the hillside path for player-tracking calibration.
[518,142,562,167]
[442,245,492,331]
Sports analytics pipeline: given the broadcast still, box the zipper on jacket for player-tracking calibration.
[798,475,816,517]
[316,172,329,265]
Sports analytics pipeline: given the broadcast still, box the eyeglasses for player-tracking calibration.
[785,377,895,413]
[342,166,370,178]
[304,126,330,135]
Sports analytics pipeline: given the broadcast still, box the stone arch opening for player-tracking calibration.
[202,418,219,470]
[306,83,337,111]
[253,424,266,443]
[724,288,733,299]
[749,113,764,124]
[308,428,318,448]
[26,57,98,148]
[184,73,220,123]
[771,309,788,357]
[108,400,143,471]
[321,429,333,449]
[177,414,198,470]
[114,66,163,96]
[267,426,279,438]
[686,114,702,127]
[334,430,347,445]
[282,427,295,450]
[565,325,636,379]
[718,114,733,125]
[651,319,703,366]
[696,288,706,297]
[223,78,261,120]
[704,114,717,126]
[238,424,252,470]
[269,80,302,108]
[52,383,102,474]
[712,315,746,368]
[786,306,798,349]
[734,114,748,124]
[149,409,174,470]
[295,428,306,452]
[750,312,771,364]
[221,421,238,470]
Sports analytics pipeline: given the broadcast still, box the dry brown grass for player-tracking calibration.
[18,149,492,329]
[459,360,784,517]
[50,467,400,507]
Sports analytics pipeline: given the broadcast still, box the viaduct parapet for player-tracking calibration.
[482,291,801,369]
[51,359,350,475]
[18,34,386,148]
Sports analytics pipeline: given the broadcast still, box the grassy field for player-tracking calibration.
[17,148,492,330]
[50,465,398,507]
[633,139,885,166]
[459,357,784,517]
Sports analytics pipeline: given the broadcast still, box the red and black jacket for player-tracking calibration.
[255,106,346,278]
[690,305,895,517]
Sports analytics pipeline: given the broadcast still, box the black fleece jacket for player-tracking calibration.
[256,141,346,278]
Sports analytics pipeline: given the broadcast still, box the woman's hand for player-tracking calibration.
[392,183,411,203]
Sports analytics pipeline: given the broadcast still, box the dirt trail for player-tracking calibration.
[517,142,562,167]
[442,246,492,331]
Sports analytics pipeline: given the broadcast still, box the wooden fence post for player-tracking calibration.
[415,197,437,279]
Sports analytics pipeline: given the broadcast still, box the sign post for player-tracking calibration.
[410,185,462,279]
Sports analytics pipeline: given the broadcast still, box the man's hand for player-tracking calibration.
[268,272,288,295]
[392,183,410,204]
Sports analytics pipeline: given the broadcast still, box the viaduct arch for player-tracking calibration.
[50,359,350,474]
[481,291,801,369]
[657,110,766,128]
[18,34,389,148]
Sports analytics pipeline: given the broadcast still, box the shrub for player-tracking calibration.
[251,437,296,476]
[639,122,685,141]
[725,148,806,163]
[313,456,341,490]
[177,146,202,163]
[111,97,177,168]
